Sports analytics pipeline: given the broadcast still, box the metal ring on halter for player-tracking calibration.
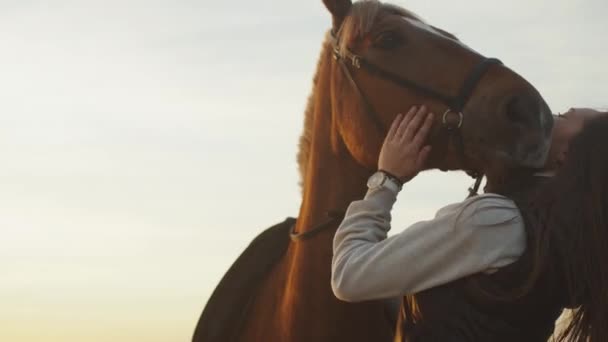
[442,109,464,130]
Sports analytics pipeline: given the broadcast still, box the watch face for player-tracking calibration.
[367,172,386,189]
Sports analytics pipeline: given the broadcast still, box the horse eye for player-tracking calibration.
[374,31,404,50]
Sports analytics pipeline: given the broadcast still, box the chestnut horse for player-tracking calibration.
[194,0,553,341]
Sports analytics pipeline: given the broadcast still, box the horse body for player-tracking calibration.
[197,1,554,341]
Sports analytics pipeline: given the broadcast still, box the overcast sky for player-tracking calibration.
[1,0,606,341]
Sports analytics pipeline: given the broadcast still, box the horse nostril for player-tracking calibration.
[505,96,533,125]
[505,95,542,127]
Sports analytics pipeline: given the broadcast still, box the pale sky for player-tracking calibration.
[0,0,606,341]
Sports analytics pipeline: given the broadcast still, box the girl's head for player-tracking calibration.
[546,108,608,170]
[541,113,608,341]
[556,111,608,198]
[486,108,606,195]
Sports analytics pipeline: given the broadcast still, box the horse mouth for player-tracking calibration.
[518,141,551,168]
[492,135,552,169]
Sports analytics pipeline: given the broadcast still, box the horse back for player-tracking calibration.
[192,217,296,342]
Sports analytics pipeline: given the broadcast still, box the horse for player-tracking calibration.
[193,0,553,341]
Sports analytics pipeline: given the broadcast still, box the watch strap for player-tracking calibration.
[378,169,404,187]
[367,170,402,194]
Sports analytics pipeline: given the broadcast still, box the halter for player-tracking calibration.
[330,31,501,184]
[289,31,499,242]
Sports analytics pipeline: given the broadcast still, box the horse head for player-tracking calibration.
[323,0,553,179]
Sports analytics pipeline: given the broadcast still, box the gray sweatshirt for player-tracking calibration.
[331,185,525,302]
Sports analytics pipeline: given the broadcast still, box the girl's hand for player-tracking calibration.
[378,106,434,184]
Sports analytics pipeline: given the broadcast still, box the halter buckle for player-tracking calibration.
[333,47,341,61]
[442,109,464,130]
[351,56,361,69]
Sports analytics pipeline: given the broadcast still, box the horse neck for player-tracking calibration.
[297,148,371,234]
[277,44,392,342]
[295,57,371,236]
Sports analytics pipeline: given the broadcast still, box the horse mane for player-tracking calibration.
[296,32,328,191]
[296,1,423,191]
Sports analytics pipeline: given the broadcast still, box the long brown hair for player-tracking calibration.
[523,114,608,341]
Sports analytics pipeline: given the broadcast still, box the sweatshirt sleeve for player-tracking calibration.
[331,188,525,302]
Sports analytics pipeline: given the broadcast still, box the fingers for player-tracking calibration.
[412,111,434,148]
[386,113,403,141]
[401,106,428,142]
[378,104,434,183]
[388,105,435,147]
[396,106,418,139]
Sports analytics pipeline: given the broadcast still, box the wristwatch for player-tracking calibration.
[367,170,403,194]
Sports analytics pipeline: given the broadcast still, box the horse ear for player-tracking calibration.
[322,0,352,32]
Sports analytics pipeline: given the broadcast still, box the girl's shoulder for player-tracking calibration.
[435,193,521,227]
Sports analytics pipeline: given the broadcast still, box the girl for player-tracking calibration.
[332,106,607,341]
